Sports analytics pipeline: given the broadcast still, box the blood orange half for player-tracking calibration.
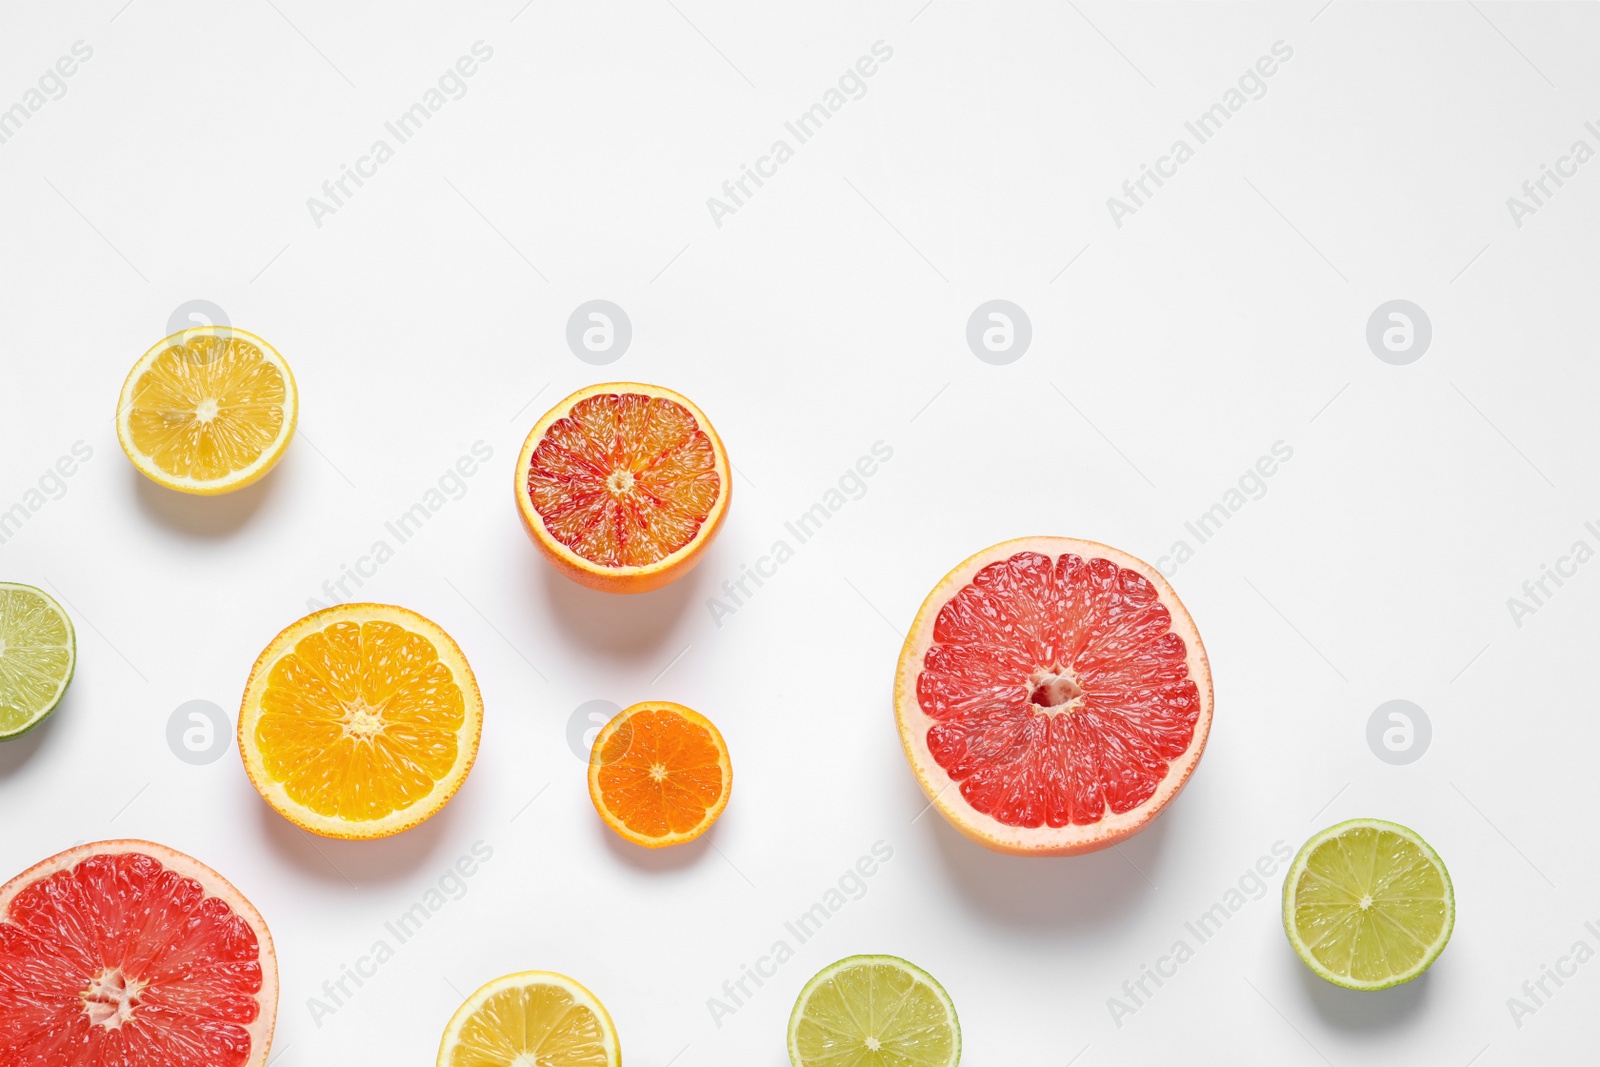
[515,383,730,593]
[0,840,277,1066]
[894,538,1212,855]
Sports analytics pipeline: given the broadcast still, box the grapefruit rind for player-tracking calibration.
[115,326,298,497]
[436,970,620,1067]
[787,954,960,1067]
[0,839,278,1067]
[237,603,484,840]
[513,382,731,594]
[893,536,1213,856]
[587,700,732,849]
[0,582,76,741]
[1282,818,1455,991]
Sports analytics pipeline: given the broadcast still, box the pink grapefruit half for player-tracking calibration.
[895,537,1213,855]
[0,840,277,1066]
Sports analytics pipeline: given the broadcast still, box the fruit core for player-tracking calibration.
[1028,665,1084,714]
[195,397,220,423]
[343,698,385,739]
[82,967,145,1029]
[605,469,635,495]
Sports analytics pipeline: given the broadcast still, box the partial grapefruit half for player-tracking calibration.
[515,383,730,593]
[0,840,277,1066]
[895,537,1212,855]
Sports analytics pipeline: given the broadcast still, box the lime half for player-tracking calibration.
[1283,818,1454,990]
[0,583,75,739]
[788,955,960,1067]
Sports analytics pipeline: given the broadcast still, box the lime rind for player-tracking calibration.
[0,583,75,740]
[788,954,961,1067]
[1283,818,1454,991]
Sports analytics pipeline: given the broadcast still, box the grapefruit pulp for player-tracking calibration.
[894,537,1212,855]
[0,840,277,1066]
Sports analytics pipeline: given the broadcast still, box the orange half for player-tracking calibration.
[238,604,483,840]
[588,701,731,847]
[515,383,730,593]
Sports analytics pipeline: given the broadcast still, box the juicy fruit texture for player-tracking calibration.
[0,841,276,1067]
[529,391,718,566]
[788,956,960,1067]
[238,604,483,839]
[921,552,1197,824]
[0,583,75,739]
[895,538,1212,855]
[116,328,297,495]
[1284,819,1454,990]
[588,702,731,848]
[437,971,619,1067]
[516,383,730,593]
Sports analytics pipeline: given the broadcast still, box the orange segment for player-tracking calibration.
[238,604,483,840]
[117,327,297,495]
[516,383,730,593]
[587,701,731,847]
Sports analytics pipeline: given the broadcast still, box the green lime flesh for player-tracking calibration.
[788,954,960,1067]
[1283,818,1454,990]
[0,583,75,739]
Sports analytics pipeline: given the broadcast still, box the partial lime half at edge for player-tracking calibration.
[1283,818,1454,990]
[0,583,75,739]
[789,954,960,1067]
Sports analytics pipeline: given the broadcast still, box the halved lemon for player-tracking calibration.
[438,971,620,1067]
[238,604,482,840]
[1283,819,1454,990]
[515,383,730,593]
[588,701,732,848]
[116,326,297,495]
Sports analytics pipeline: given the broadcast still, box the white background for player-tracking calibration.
[2,2,1598,1063]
